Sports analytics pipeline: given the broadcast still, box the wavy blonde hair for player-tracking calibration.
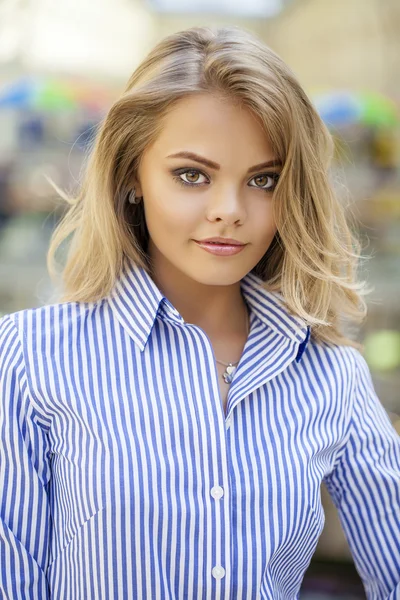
[48,25,370,349]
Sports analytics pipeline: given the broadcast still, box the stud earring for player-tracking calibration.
[128,188,142,204]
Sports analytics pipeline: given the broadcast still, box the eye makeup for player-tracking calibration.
[171,167,280,192]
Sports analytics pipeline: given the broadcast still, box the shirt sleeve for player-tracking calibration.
[324,347,400,600]
[0,315,52,599]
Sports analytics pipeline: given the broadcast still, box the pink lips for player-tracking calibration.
[194,241,246,256]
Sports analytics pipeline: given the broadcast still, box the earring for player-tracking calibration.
[128,188,142,205]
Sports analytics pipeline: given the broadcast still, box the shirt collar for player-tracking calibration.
[108,256,310,352]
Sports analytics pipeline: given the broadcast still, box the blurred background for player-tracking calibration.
[0,0,399,597]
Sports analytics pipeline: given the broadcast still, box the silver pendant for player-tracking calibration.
[223,364,236,384]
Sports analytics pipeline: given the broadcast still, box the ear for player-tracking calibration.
[132,175,143,198]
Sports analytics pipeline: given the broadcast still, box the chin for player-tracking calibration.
[182,263,250,286]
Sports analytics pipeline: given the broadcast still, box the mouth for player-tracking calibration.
[193,240,247,256]
[195,238,246,246]
[198,241,243,246]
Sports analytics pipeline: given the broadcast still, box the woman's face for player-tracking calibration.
[135,93,280,286]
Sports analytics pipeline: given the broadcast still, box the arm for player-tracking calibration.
[0,315,52,599]
[324,347,400,599]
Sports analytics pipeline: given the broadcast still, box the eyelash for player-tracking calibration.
[172,168,280,192]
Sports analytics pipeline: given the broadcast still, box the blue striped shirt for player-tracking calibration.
[1,258,400,599]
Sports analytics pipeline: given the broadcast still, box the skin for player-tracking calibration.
[133,93,280,346]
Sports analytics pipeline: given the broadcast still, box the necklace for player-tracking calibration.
[215,307,250,384]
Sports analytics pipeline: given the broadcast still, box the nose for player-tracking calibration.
[206,187,246,225]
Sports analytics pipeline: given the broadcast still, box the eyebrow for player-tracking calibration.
[166,151,282,173]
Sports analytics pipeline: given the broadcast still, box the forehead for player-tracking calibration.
[145,93,273,160]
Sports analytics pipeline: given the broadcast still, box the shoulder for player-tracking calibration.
[302,336,360,375]
[297,337,363,399]
[0,298,106,349]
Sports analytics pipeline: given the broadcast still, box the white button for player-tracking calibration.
[212,566,225,579]
[210,486,224,500]
[226,417,232,429]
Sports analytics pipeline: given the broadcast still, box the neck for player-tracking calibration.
[149,252,249,338]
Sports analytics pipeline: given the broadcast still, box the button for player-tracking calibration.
[210,486,224,500]
[212,566,225,579]
[226,416,232,429]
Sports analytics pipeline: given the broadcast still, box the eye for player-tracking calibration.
[249,173,280,191]
[173,169,209,187]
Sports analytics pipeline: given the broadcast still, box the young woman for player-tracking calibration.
[1,26,399,600]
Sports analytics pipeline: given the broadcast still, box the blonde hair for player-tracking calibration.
[48,25,370,349]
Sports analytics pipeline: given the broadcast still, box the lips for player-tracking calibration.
[203,241,242,246]
[193,240,246,256]
[195,238,245,246]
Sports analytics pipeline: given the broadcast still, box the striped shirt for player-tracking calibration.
[1,258,400,599]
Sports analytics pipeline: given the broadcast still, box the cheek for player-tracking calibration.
[143,190,201,234]
[251,202,277,240]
